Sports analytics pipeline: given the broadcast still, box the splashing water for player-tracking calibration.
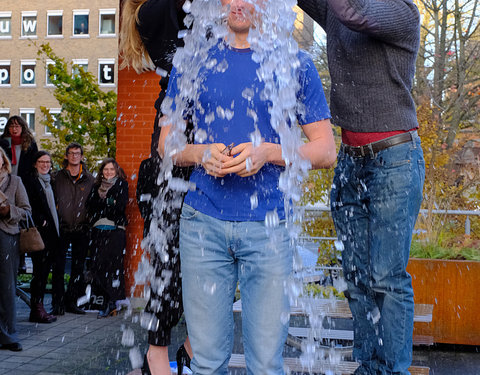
[133,0,339,373]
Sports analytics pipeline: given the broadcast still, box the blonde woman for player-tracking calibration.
[120,1,192,374]
[120,0,192,156]
[0,148,31,351]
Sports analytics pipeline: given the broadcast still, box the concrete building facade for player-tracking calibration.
[0,0,119,140]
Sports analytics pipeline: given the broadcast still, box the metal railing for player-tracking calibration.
[300,206,480,238]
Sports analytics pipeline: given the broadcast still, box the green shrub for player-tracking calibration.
[303,284,345,300]
[410,240,480,261]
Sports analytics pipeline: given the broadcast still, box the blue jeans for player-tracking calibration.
[180,204,292,375]
[330,132,425,375]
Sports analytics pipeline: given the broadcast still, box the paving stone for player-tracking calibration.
[13,362,52,372]
[4,355,36,363]
[0,361,21,370]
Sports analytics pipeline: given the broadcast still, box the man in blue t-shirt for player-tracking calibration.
[159,1,336,373]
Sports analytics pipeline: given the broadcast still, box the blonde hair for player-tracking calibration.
[119,0,155,74]
[0,147,12,174]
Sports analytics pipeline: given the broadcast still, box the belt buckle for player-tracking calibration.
[360,143,374,157]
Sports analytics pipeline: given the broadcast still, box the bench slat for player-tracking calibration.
[289,326,354,341]
[233,299,433,323]
[288,327,433,348]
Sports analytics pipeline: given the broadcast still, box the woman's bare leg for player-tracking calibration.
[183,337,193,360]
[147,345,171,375]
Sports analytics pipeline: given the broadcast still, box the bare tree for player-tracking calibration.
[414,0,480,146]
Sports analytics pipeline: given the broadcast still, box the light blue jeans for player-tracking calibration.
[330,132,425,375]
[180,204,292,375]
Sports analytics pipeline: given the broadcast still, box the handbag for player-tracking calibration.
[19,212,45,253]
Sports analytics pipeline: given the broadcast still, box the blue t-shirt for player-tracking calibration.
[166,42,330,221]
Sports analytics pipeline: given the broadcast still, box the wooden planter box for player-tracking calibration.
[407,258,480,345]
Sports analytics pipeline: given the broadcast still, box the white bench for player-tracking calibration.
[231,298,433,374]
[228,353,430,375]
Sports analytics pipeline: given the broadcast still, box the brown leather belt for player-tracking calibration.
[341,131,415,158]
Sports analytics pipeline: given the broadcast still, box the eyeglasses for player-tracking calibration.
[67,151,82,156]
[8,124,21,129]
[37,161,51,165]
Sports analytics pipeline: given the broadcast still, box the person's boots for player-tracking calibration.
[29,302,57,323]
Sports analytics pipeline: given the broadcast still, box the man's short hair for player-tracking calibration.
[65,142,84,155]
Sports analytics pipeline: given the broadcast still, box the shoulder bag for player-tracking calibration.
[19,212,45,253]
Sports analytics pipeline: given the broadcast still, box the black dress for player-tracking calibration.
[137,157,183,345]
[136,0,193,346]
[86,178,129,305]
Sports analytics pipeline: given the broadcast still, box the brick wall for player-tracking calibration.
[116,66,159,297]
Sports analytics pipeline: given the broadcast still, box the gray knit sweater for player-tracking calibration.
[297,0,420,132]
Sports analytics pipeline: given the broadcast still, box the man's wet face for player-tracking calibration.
[222,0,258,34]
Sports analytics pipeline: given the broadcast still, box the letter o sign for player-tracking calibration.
[21,64,35,85]
[23,68,34,83]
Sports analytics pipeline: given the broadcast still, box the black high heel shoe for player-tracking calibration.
[97,301,117,319]
[176,344,191,375]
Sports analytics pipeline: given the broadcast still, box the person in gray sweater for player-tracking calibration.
[297,1,425,374]
[0,147,31,352]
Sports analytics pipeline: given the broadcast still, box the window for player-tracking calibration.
[21,11,37,38]
[73,10,89,36]
[45,109,61,135]
[98,59,115,86]
[0,60,11,86]
[99,9,116,36]
[20,60,36,86]
[45,59,55,86]
[20,109,35,132]
[0,12,12,38]
[47,11,63,37]
[0,109,9,132]
[72,59,88,77]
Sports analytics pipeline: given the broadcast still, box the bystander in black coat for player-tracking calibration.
[86,159,128,318]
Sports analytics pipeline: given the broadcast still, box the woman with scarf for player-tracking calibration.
[86,158,128,319]
[0,115,38,274]
[0,147,31,351]
[24,151,60,324]
[0,116,38,182]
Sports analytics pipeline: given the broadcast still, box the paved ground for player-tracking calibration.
[2,295,479,375]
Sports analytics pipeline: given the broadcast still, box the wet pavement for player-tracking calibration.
[2,294,479,374]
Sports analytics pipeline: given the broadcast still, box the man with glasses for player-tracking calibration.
[51,142,94,315]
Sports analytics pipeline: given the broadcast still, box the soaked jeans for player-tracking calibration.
[330,132,425,375]
[180,204,291,375]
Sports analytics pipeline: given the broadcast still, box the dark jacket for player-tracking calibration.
[0,139,38,183]
[137,0,186,73]
[136,156,162,237]
[23,173,60,242]
[52,164,95,232]
[137,0,187,111]
[86,178,129,228]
